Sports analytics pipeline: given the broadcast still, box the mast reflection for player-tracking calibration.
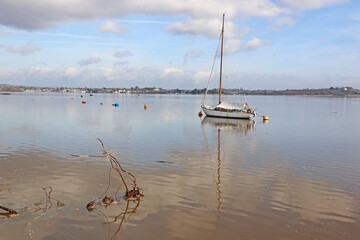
[201,117,256,213]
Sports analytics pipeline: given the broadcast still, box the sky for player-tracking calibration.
[0,0,359,90]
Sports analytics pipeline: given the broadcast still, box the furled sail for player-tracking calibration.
[203,102,250,111]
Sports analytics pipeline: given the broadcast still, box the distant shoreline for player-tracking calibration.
[194,93,360,98]
[1,85,359,97]
[2,91,360,98]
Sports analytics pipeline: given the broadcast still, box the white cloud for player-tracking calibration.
[271,16,295,31]
[118,19,173,24]
[161,67,184,78]
[114,50,133,58]
[65,67,82,77]
[101,67,116,80]
[0,66,157,87]
[239,37,270,51]
[184,49,204,63]
[224,38,242,54]
[28,65,51,74]
[277,0,349,11]
[160,68,214,86]
[98,21,128,35]
[0,66,359,89]
[113,51,132,66]
[78,57,102,66]
[166,18,237,38]
[7,41,41,55]
[194,71,211,84]
[236,0,286,17]
[0,0,348,44]
[0,0,286,32]
[218,36,269,54]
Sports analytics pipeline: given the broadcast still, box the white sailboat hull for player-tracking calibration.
[202,106,255,119]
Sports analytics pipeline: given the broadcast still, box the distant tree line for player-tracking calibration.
[0,84,359,96]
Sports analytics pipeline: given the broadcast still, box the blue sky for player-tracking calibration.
[0,0,359,90]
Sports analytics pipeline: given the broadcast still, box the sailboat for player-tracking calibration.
[201,14,256,119]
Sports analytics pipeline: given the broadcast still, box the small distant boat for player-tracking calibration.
[201,14,256,119]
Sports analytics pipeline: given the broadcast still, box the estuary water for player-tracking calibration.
[0,93,359,240]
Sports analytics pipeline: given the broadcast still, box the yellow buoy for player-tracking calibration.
[198,111,203,117]
[144,104,147,110]
[263,115,269,121]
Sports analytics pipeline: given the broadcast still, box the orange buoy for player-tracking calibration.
[198,111,203,117]
[82,101,86,104]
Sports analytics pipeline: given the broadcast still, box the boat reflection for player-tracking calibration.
[201,116,256,135]
[201,117,256,213]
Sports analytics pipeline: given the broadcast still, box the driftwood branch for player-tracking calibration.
[0,205,19,215]
[95,138,143,200]
[96,138,130,192]
[86,138,143,210]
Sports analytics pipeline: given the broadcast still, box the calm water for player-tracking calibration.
[0,93,359,240]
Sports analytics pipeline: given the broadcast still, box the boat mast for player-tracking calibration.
[219,14,225,104]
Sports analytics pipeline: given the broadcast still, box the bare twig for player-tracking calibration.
[96,138,130,193]
[85,138,143,210]
[0,205,18,215]
[95,138,143,200]
[69,154,105,158]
